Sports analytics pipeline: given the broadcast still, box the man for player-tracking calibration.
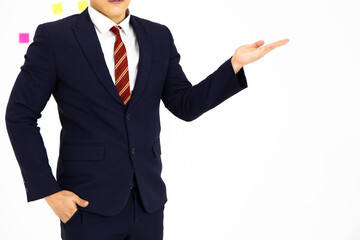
[5,0,289,239]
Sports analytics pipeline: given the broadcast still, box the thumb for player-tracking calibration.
[251,40,265,48]
[73,194,89,207]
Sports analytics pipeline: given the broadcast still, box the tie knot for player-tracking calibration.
[110,26,122,38]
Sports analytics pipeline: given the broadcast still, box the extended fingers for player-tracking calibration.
[261,39,289,54]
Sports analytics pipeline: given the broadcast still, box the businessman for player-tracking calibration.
[5,0,289,239]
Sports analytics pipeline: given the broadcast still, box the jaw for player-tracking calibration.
[91,0,130,23]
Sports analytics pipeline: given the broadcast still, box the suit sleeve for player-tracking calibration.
[5,24,62,202]
[161,27,248,122]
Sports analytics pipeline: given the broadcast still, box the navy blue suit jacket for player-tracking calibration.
[6,9,247,216]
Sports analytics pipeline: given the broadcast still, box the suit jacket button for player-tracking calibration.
[126,114,131,120]
[131,148,136,155]
[25,187,29,193]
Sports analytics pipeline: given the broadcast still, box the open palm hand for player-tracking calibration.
[231,39,290,73]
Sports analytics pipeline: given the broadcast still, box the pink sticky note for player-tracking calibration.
[19,33,30,43]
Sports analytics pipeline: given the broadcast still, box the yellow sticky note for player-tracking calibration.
[78,1,88,12]
[52,3,64,15]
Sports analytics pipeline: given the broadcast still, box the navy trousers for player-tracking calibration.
[60,186,164,240]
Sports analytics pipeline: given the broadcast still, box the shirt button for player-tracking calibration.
[126,114,131,120]
[131,148,136,155]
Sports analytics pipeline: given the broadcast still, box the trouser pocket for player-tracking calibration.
[63,209,81,226]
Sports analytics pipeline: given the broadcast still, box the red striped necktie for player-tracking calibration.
[110,26,131,106]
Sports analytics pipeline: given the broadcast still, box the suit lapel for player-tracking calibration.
[73,9,125,106]
[126,16,152,111]
[72,10,152,109]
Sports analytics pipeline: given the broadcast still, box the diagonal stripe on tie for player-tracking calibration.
[115,66,129,85]
[110,26,131,106]
[116,76,129,92]
[114,42,124,56]
[118,82,130,96]
[115,61,128,76]
[123,94,131,105]
[115,53,127,70]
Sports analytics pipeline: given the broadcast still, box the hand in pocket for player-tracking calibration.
[44,190,89,223]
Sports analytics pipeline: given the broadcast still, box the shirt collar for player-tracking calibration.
[88,5,131,37]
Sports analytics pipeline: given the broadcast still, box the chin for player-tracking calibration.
[109,5,126,12]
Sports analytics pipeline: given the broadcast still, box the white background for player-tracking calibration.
[1,0,360,239]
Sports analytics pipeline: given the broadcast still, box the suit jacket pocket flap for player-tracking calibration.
[61,145,105,161]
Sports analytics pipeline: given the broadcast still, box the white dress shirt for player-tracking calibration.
[88,6,139,94]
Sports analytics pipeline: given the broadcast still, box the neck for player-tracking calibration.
[110,9,128,24]
[110,15,125,24]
